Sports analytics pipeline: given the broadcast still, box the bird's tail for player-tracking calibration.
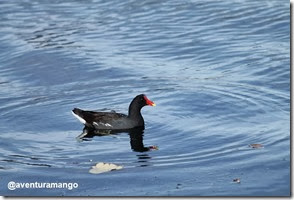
[72,108,82,115]
[72,108,86,124]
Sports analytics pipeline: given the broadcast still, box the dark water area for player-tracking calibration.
[0,0,290,196]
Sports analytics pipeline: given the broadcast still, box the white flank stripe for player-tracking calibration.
[72,111,86,124]
[93,122,99,126]
[93,122,112,127]
[105,123,113,127]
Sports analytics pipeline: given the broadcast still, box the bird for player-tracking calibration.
[72,94,156,130]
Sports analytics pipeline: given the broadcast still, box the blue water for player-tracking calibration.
[0,0,290,196]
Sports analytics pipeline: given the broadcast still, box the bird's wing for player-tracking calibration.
[82,111,127,129]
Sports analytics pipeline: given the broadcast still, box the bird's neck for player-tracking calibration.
[128,102,144,122]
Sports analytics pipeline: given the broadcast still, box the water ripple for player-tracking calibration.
[0,0,289,196]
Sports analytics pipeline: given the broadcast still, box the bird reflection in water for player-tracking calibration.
[76,126,158,153]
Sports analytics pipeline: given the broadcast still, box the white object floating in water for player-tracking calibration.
[249,144,264,149]
[89,162,123,174]
[233,178,241,183]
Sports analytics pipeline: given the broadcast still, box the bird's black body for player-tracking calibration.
[72,94,155,130]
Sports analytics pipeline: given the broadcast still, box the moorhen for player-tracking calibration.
[72,94,156,130]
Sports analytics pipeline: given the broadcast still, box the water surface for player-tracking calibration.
[0,0,290,196]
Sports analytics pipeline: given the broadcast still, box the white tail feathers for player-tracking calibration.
[72,111,86,124]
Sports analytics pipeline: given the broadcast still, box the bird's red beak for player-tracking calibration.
[144,96,156,106]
